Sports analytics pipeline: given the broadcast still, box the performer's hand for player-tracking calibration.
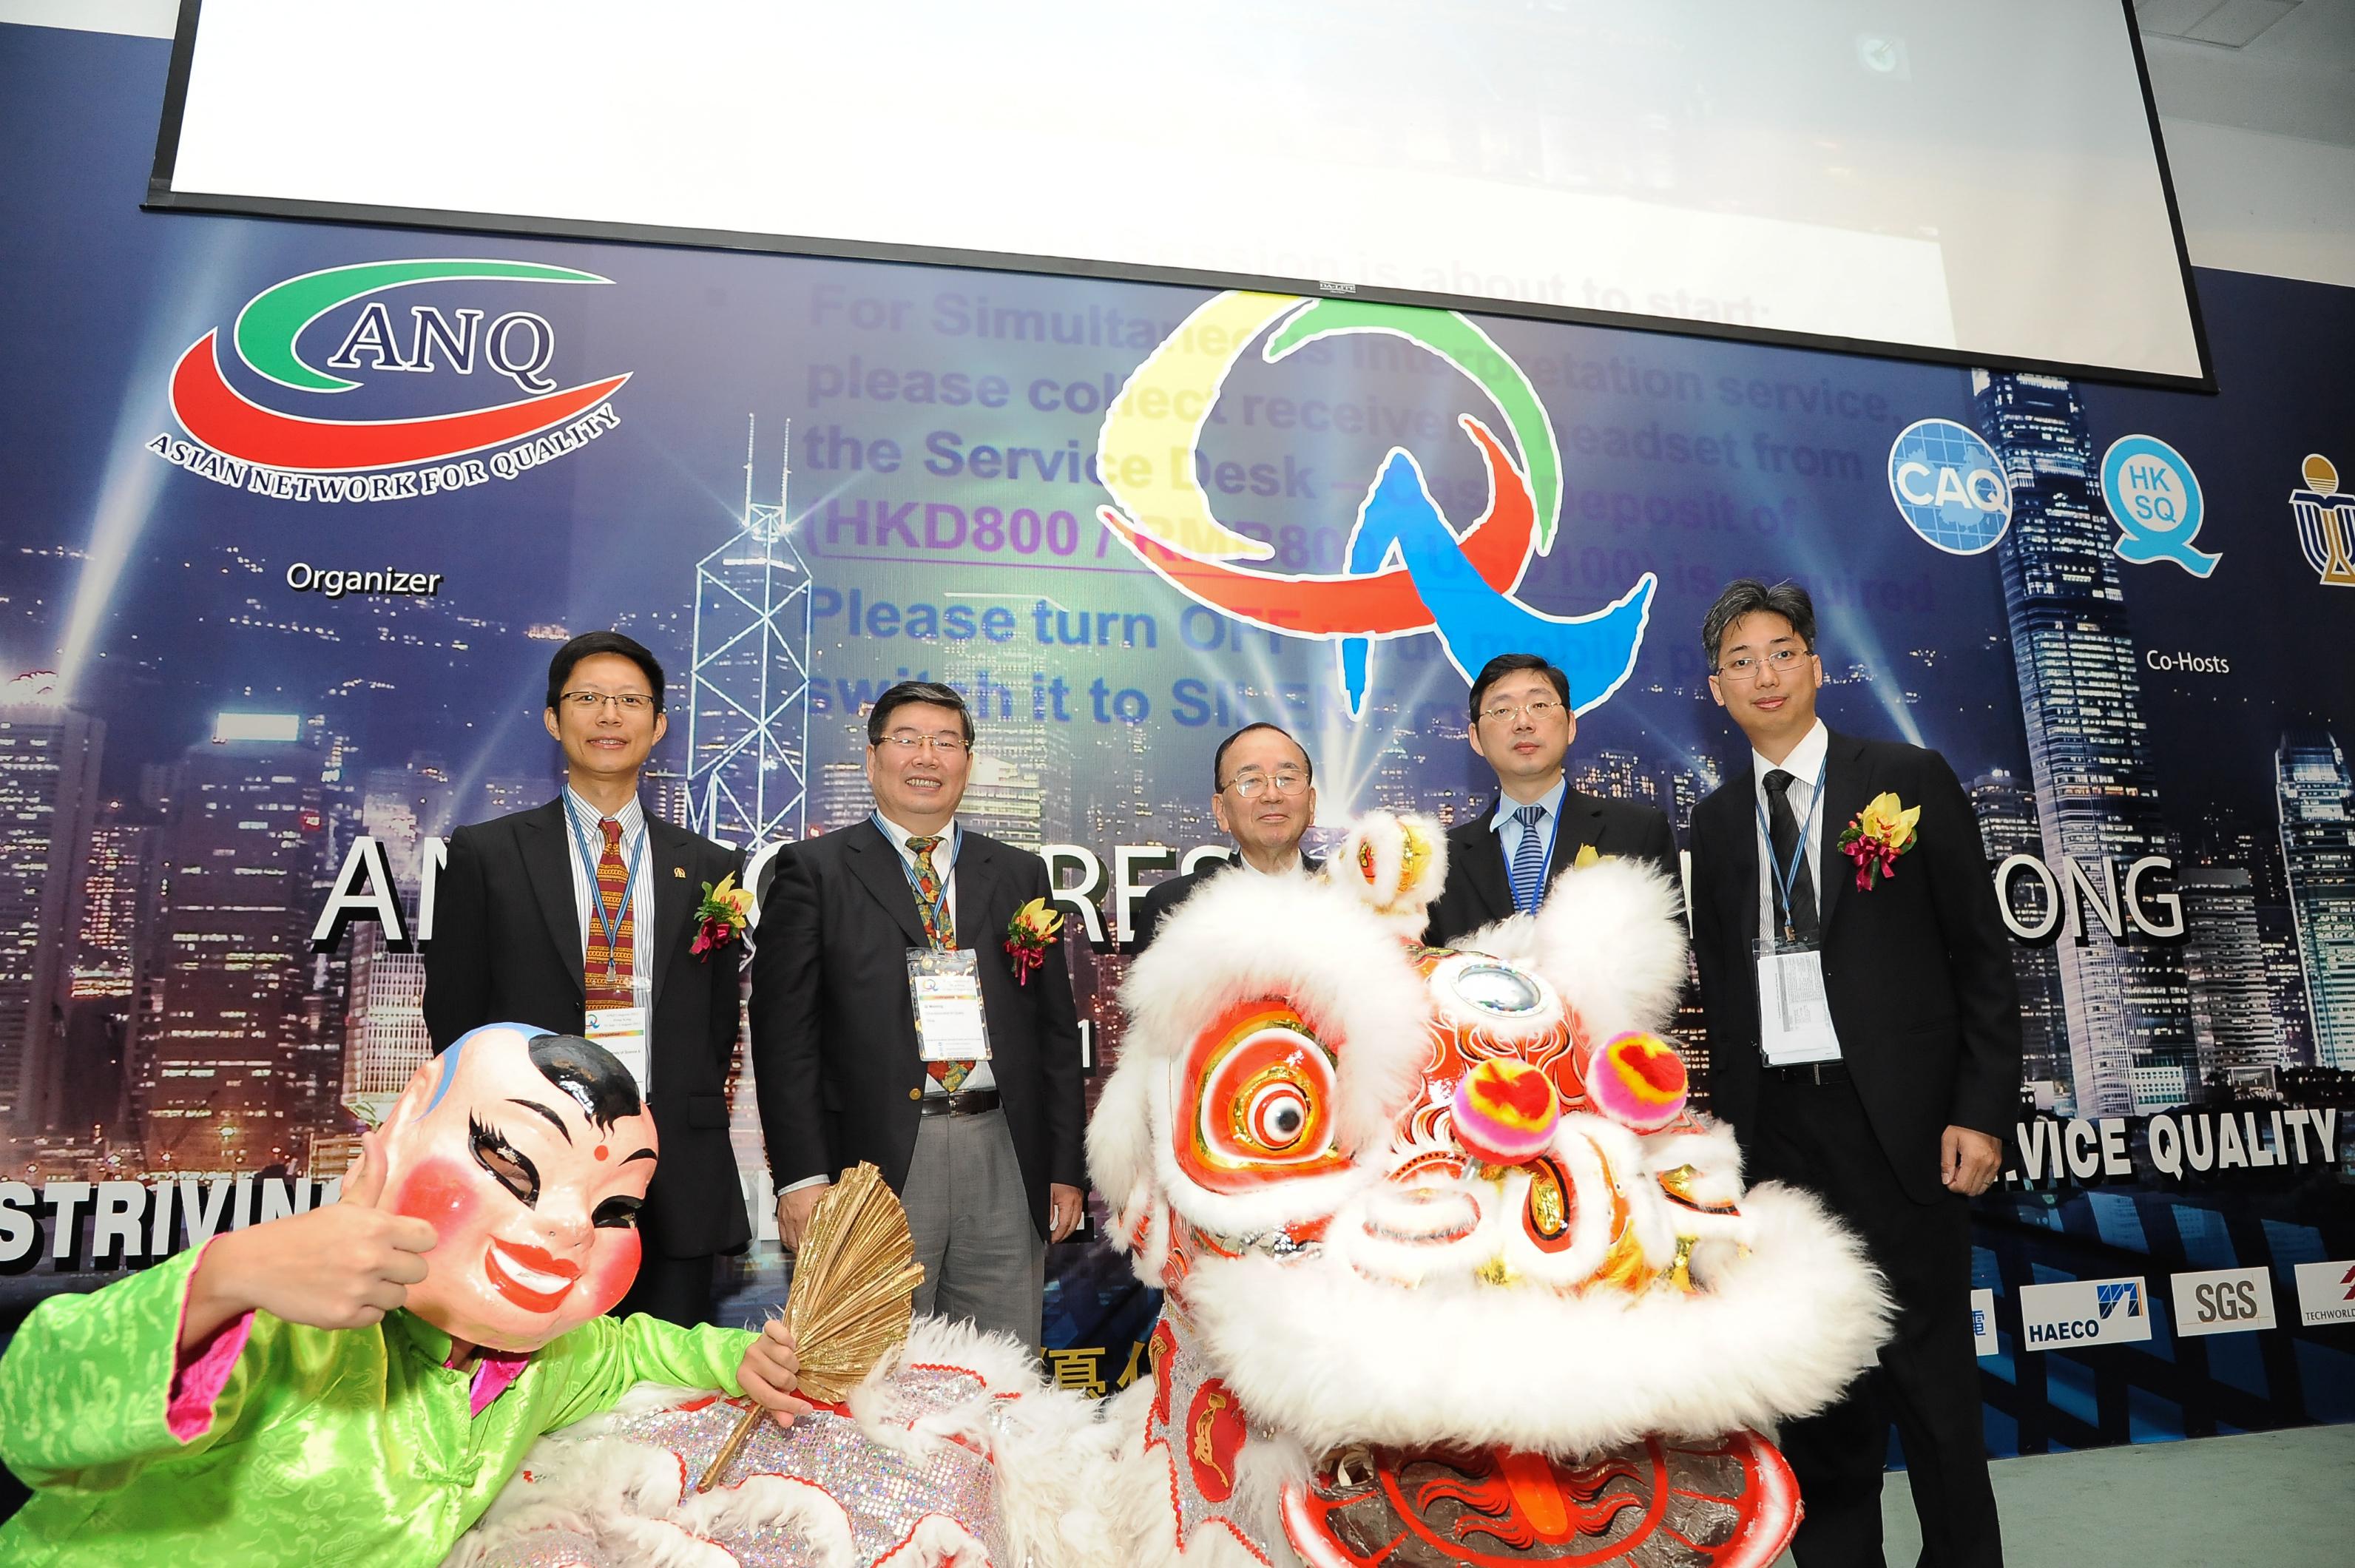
[737,1316,813,1427]
[180,1132,437,1352]
[774,1183,827,1251]
[1048,1183,1087,1243]
[1941,1125,2004,1197]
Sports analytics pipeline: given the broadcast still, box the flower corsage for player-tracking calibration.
[1003,896,1065,986]
[1836,792,1921,891]
[691,872,755,959]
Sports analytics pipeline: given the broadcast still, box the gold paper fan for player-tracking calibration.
[785,1160,927,1402]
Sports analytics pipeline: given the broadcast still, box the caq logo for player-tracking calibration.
[2102,434,2217,578]
[1887,419,2012,555]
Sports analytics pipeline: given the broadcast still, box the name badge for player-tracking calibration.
[1753,938,1841,1066]
[584,1005,651,1095]
[908,947,992,1061]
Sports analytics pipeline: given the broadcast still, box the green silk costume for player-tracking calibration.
[0,1245,757,1567]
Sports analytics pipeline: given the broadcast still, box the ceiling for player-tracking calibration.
[2136,0,2355,145]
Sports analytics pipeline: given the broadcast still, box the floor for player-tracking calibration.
[1773,1423,2355,1567]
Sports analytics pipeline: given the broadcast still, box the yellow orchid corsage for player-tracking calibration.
[691,872,756,959]
[1003,896,1065,986]
[1835,792,1921,891]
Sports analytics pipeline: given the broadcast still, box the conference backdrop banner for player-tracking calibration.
[2,24,2351,1457]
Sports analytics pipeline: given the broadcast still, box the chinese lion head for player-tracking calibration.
[1089,814,1890,1567]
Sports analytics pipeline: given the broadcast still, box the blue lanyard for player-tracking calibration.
[1503,801,1559,915]
[1752,760,1827,942]
[566,795,646,980]
[876,812,959,942]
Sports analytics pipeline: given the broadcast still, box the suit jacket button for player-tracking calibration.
[908,1087,923,1101]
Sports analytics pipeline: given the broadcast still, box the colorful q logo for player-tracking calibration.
[2101,434,2217,578]
[1887,419,2011,555]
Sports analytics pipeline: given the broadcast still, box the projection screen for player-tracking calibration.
[149,0,2211,388]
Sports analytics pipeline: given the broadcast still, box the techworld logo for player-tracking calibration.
[2018,1276,2154,1351]
[147,259,631,503]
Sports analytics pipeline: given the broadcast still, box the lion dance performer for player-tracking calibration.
[0,1024,805,1567]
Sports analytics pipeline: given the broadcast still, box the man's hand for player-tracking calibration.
[1048,1183,1087,1244]
[737,1316,813,1427]
[1941,1125,2004,1196]
[774,1183,828,1251]
[180,1132,438,1352]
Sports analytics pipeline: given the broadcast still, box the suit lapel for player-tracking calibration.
[1813,731,1875,939]
[644,817,698,1014]
[848,821,930,948]
[956,833,999,956]
[1720,768,1761,957]
[1549,788,1604,877]
[522,800,585,1000]
[1455,808,1514,925]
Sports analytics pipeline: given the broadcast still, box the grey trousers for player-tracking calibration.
[900,1106,1045,1348]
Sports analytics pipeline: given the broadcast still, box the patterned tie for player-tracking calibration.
[907,835,973,1091]
[584,817,635,1007]
[1510,803,1549,915]
[1763,769,1820,942]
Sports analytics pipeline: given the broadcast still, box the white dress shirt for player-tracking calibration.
[562,788,653,1004]
[873,811,996,1094]
[1751,718,1831,942]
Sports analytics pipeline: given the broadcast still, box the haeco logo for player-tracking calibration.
[1886,418,2012,555]
[157,259,629,493]
[1093,292,1653,715]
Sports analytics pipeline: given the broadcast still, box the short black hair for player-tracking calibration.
[527,1032,644,1132]
[867,680,974,746]
[1700,579,1817,672]
[1212,723,1312,791]
[547,631,665,714]
[1467,654,1570,722]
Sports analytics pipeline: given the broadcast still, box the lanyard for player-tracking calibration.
[877,812,959,943]
[1751,760,1827,943]
[1503,800,1559,916]
[566,796,646,980]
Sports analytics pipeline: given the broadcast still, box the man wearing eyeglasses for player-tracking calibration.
[422,631,750,1326]
[1686,579,2016,1567]
[1132,723,1322,954]
[1425,652,1678,947]
[749,680,1084,1348]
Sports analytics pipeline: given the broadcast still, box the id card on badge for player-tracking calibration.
[584,1005,651,1095]
[908,947,993,1062]
[1753,938,1841,1065]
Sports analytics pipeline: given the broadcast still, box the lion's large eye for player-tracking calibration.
[1176,998,1349,1192]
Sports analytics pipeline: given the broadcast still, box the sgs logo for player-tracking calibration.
[2172,1266,2276,1337]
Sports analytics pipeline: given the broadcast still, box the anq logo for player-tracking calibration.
[155,259,629,496]
[1095,292,1653,714]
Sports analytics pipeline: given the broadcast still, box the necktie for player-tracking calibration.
[1509,803,1549,915]
[1763,769,1820,942]
[584,817,635,1007]
[908,835,973,1091]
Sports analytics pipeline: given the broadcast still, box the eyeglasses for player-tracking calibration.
[1714,646,1811,681]
[1223,770,1309,799]
[559,691,655,713]
[878,731,970,755]
[1478,698,1564,725]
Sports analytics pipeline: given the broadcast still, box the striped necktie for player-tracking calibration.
[584,817,635,1007]
[907,835,973,1092]
[1510,802,1549,915]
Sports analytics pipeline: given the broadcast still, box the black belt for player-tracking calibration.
[916,1087,1001,1118]
[1760,1059,1850,1086]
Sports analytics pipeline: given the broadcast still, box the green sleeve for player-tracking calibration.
[533,1312,757,1432]
[0,1246,271,1487]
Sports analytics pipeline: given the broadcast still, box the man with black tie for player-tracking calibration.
[1132,723,1322,954]
[1425,652,1679,947]
[422,631,750,1326]
[750,681,1084,1347]
[1686,580,2016,1568]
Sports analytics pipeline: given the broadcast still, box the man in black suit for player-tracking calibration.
[1686,580,2017,1568]
[1425,652,1679,947]
[750,681,1084,1347]
[422,631,750,1327]
[1132,723,1322,954]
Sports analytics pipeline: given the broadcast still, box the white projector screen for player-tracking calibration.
[149,0,2210,387]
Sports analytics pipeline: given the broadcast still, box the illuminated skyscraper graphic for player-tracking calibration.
[1976,371,2192,1115]
[2179,867,2279,1092]
[1970,769,2070,1105]
[2277,730,2355,1069]
[0,680,102,1129]
[339,760,455,1127]
[686,419,812,848]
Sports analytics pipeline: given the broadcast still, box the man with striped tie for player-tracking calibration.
[423,632,751,1326]
[1423,652,1680,947]
[749,681,1085,1347]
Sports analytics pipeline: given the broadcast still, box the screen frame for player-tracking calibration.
[143,0,2217,393]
